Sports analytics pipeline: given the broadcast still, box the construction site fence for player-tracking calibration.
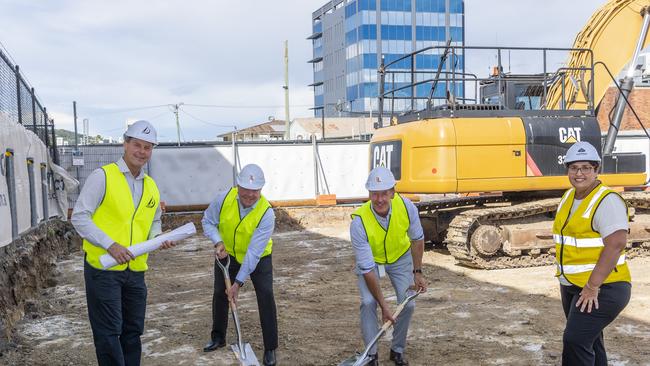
[57,139,370,208]
[57,132,650,212]
[0,48,59,164]
[1,115,66,248]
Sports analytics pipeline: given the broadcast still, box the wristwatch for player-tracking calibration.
[412,268,422,274]
[234,279,245,287]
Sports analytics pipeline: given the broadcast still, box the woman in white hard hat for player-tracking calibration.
[552,141,632,365]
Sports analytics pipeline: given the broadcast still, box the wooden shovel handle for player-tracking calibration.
[379,290,420,332]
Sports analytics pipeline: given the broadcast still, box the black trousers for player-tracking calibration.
[84,260,147,366]
[211,254,278,351]
[561,281,631,366]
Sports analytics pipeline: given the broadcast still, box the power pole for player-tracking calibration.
[283,40,291,140]
[73,101,78,149]
[172,103,184,146]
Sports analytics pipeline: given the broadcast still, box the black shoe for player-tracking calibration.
[390,349,409,366]
[263,349,276,366]
[367,353,378,366]
[203,339,226,352]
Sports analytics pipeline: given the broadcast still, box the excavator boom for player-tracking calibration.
[545,0,650,111]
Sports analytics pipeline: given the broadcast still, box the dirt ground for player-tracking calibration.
[2,207,650,366]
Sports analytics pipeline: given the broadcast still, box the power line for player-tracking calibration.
[178,108,236,129]
[183,103,312,109]
[89,104,170,116]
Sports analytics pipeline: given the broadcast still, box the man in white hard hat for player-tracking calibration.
[349,166,427,366]
[553,141,631,365]
[72,120,175,365]
[201,163,278,366]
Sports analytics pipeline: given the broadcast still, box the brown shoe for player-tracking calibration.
[390,349,409,366]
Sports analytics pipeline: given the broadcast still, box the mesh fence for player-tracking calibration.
[58,145,131,206]
[0,49,58,163]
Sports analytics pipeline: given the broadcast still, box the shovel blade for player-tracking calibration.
[338,353,372,366]
[231,343,260,366]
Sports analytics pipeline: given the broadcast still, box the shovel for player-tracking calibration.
[216,256,260,366]
[339,289,421,366]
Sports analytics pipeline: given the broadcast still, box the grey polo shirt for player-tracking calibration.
[71,158,162,250]
[201,189,276,284]
[350,196,424,274]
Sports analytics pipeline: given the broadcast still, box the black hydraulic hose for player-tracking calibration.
[594,61,650,140]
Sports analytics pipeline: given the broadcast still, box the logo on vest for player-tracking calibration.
[146,197,156,208]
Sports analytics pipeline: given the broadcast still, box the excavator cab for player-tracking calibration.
[480,74,544,110]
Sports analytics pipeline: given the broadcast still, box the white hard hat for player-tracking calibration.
[124,120,157,145]
[237,164,265,190]
[565,141,601,165]
[365,166,396,191]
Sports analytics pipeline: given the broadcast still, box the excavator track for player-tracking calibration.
[445,198,559,269]
[418,192,650,269]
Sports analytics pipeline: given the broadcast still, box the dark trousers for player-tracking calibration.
[211,254,278,351]
[84,260,147,366]
[561,282,631,366]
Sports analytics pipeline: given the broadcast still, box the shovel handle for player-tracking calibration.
[380,289,420,332]
[216,256,237,307]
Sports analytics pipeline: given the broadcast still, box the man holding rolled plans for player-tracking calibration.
[71,120,175,366]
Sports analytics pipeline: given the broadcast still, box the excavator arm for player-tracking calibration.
[545,0,650,111]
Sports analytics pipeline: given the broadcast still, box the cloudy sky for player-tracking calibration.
[0,0,607,142]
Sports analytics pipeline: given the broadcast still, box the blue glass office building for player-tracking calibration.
[309,0,464,117]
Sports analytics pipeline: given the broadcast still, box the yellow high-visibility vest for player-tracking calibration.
[219,187,273,264]
[553,183,631,287]
[83,163,159,271]
[351,194,411,264]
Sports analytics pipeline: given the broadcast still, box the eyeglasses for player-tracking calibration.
[567,165,595,174]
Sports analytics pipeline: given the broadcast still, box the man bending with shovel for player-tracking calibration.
[349,167,427,366]
[202,164,278,366]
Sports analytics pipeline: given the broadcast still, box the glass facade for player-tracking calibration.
[311,0,465,116]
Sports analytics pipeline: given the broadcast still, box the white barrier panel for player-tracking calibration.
[0,115,13,246]
[0,113,62,247]
[237,144,316,201]
[150,145,235,206]
[316,142,369,199]
[27,129,48,222]
[148,142,371,206]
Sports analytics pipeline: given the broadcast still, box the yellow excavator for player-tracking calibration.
[371,0,650,268]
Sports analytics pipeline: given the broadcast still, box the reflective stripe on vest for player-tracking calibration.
[218,187,273,264]
[351,194,411,264]
[83,163,159,271]
[552,183,631,287]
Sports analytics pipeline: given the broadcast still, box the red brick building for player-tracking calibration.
[596,86,650,132]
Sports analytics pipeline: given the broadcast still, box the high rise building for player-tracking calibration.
[309,0,465,117]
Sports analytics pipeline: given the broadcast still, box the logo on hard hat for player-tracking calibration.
[375,176,381,183]
[249,174,255,183]
[142,127,151,134]
[577,148,586,153]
